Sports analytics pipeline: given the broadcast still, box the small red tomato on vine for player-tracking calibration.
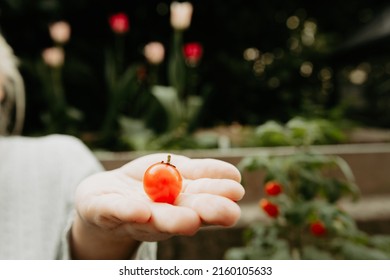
[143,155,183,204]
[259,199,279,218]
[264,180,283,196]
[310,221,327,236]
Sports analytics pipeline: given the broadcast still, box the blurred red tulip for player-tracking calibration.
[183,42,203,66]
[109,13,130,34]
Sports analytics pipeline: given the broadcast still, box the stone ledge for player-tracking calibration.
[95,142,390,166]
[96,143,390,202]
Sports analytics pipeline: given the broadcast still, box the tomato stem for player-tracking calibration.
[167,154,171,164]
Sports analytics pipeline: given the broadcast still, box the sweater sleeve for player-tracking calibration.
[51,135,157,260]
[47,135,103,260]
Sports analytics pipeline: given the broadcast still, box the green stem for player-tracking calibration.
[168,30,186,100]
[115,35,125,76]
[50,67,67,132]
[288,225,303,260]
[101,37,125,143]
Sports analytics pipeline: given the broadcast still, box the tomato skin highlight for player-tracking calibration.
[143,158,183,204]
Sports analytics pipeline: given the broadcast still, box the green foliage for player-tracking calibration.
[151,85,203,133]
[2,1,389,143]
[118,117,154,151]
[253,121,291,147]
[118,28,206,151]
[99,34,146,147]
[34,57,83,135]
[227,147,390,260]
[250,117,346,147]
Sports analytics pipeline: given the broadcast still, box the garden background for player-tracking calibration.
[1,0,390,149]
[1,0,390,259]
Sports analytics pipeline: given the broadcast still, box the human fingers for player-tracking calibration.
[120,222,174,242]
[183,178,245,201]
[113,202,202,241]
[178,158,241,182]
[148,203,201,236]
[176,193,241,227]
[75,170,151,224]
[119,154,241,182]
[77,193,152,229]
[119,153,190,181]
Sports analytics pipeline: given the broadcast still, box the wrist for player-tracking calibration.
[70,214,140,259]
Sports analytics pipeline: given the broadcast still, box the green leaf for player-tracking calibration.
[224,247,250,260]
[302,245,334,260]
[254,120,291,146]
[230,223,292,259]
[168,30,186,96]
[322,179,343,203]
[287,117,321,146]
[104,49,116,91]
[340,240,390,260]
[332,156,360,199]
[237,155,270,172]
[151,85,182,131]
[284,202,312,225]
[369,235,390,253]
[115,65,138,99]
[186,95,203,123]
[119,116,154,150]
[314,118,347,144]
[297,178,320,200]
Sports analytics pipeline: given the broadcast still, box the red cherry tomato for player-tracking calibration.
[310,221,327,236]
[264,181,283,196]
[259,198,279,218]
[143,155,183,204]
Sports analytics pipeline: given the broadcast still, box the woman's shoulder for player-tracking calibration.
[0,134,102,170]
[37,134,90,153]
[1,134,89,152]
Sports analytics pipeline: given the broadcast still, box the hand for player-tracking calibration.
[71,153,244,259]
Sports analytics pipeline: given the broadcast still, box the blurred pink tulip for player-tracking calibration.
[170,2,193,31]
[144,42,165,65]
[42,47,64,68]
[49,21,71,44]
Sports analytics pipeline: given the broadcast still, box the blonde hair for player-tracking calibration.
[0,34,25,135]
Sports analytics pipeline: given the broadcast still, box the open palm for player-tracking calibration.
[74,153,245,242]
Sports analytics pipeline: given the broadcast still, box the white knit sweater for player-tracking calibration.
[0,135,156,259]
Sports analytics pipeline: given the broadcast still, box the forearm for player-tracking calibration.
[70,215,141,260]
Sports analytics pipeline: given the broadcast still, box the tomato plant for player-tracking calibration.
[226,150,390,260]
[143,155,183,204]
